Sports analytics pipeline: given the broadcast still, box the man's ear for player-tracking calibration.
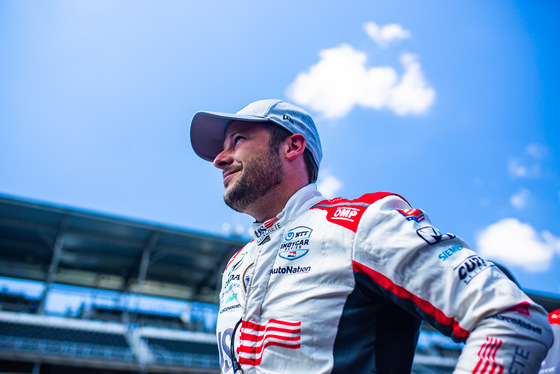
[284,133,307,161]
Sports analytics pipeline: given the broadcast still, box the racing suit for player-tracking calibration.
[216,184,553,373]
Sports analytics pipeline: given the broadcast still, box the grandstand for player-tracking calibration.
[0,194,558,374]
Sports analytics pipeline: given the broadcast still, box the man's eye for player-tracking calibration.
[234,136,244,145]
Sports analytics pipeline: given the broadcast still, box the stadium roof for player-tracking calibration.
[0,194,247,304]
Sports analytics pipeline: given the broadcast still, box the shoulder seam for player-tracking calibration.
[312,192,409,209]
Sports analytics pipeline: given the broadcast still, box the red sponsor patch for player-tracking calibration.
[396,208,425,222]
[549,309,560,325]
[312,203,367,232]
[312,193,408,232]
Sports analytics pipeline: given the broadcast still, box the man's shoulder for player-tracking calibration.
[310,192,409,232]
[313,192,409,208]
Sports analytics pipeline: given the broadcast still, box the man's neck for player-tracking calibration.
[248,182,306,223]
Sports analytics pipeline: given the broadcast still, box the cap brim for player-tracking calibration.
[190,111,269,162]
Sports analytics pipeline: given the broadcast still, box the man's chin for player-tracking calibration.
[223,180,237,197]
[223,194,246,213]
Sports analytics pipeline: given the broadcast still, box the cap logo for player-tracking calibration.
[283,114,294,124]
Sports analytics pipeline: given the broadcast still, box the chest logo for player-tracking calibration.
[279,226,312,260]
[255,217,282,245]
[242,263,254,292]
[226,252,246,278]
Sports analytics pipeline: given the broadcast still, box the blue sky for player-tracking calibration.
[1,1,559,295]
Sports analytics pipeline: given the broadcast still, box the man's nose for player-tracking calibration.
[213,149,233,169]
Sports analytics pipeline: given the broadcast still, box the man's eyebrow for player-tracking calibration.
[222,129,244,148]
[226,127,252,139]
[224,130,241,141]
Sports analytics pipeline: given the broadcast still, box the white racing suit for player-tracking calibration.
[216,184,553,373]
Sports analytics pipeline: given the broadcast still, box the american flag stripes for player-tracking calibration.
[236,319,301,366]
[472,336,504,374]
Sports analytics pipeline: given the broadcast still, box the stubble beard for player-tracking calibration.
[223,148,284,214]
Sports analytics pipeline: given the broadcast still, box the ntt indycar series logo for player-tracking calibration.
[271,265,311,275]
[279,226,312,260]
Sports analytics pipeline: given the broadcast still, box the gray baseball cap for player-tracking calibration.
[190,99,322,172]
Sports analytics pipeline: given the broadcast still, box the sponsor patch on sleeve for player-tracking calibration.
[417,226,456,245]
[396,208,425,222]
[455,255,493,284]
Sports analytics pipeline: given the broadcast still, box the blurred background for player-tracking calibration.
[0,1,559,373]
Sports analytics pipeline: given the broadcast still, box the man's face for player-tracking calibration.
[213,121,284,213]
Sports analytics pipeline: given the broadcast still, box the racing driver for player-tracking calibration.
[190,99,553,373]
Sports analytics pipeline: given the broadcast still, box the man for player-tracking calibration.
[190,99,552,373]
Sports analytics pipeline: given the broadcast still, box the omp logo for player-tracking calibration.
[312,200,370,232]
[332,207,360,222]
[455,255,492,284]
[237,319,301,366]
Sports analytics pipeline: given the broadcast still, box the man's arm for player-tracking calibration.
[352,194,553,373]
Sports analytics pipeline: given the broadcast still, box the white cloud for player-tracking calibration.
[525,143,547,159]
[510,188,530,209]
[508,143,547,179]
[364,22,410,48]
[388,53,436,116]
[508,159,529,178]
[317,173,343,199]
[476,218,560,272]
[286,46,435,119]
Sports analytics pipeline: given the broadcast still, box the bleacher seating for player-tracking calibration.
[0,306,221,372]
[0,321,129,347]
[0,291,39,313]
[0,312,134,362]
[145,336,219,368]
[146,337,218,356]
[79,304,123,323]
[80,304,189,330]
[137,313,184,329]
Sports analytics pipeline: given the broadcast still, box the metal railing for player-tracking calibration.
[0,335,134,361]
